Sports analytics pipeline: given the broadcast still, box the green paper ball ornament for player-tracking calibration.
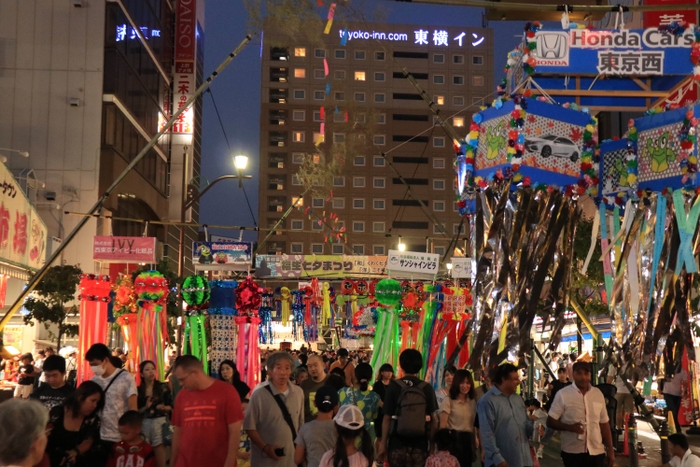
[182,275,210,307]
[375,279,402,307]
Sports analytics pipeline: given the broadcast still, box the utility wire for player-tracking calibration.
[207,88,258,227]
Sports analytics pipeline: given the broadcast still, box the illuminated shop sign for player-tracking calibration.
[115,24,161,42]
[339,29,486,47]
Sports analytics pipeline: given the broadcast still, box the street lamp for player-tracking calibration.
[234,154,248,188]
[446,262,453,278]
[398,236,406,252]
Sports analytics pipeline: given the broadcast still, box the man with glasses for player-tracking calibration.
[477,363,533,467]
[171,355,244,467]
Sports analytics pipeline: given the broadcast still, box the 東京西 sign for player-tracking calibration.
[93,237,156,263]
[535,28,694,76]
[387,250,439,279]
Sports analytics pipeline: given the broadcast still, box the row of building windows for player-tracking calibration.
[287,110,466,128]
[286,196,453,214]
[288,176,448,190]
[282,130,454,148]
[268,154,447,170]
[291,68,484,86]
[293,47,484,66]
[288,242,451,255]
[271,89,482,108]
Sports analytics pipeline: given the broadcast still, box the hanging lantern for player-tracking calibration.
[134,271,169,380]
[77,274,111,384]
[375,279,402,307]
[235,277,263,317]
[135,271,169,312]
[182,275,211,308]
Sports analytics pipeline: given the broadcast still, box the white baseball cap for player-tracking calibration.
[334,404,364,430]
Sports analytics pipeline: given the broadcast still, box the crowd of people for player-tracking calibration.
[0,345,697,467]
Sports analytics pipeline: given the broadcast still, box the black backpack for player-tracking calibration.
[391,379,429,437]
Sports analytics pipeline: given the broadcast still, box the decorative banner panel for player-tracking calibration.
[599,139,632,199]
[387,250,439,279]
[93,237,156,263]
[255,255,387,278]
[193,242,252,271]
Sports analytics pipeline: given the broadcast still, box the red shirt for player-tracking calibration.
[172,379,244,467]
[107,440,155,467]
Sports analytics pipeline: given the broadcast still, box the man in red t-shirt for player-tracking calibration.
[172,355,244,467]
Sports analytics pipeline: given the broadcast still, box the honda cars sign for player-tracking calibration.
[534,28,694,75]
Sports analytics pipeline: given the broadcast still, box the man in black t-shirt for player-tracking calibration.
[14,353,35,399]
[31,355,74,410]
[379,349,438,467]
[544,368,571,411]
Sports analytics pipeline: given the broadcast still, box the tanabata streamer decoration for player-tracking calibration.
[116,313,139,381]
[77,274,111,384]
[182,275,210,375]
[279,287,291,325]
[135,271,169,381]
[208,280,237,377]
[321,282,333,326]
[370,279,402,371]
[235,277,263,387]
[259,291,274,345]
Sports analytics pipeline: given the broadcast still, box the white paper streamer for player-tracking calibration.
[581,212,600,274]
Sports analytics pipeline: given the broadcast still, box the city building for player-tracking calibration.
[258,21,494,256]
[0,0,205,351]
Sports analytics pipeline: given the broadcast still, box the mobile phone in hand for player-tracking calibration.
[274,448,285,457]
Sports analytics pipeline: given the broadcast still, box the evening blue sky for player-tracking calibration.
[199,0,525,242]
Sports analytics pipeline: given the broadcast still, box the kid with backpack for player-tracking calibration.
[318,405,373,467]
[378,349,438,467]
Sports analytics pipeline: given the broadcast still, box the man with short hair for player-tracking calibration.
[245,351,304,467]
[547,361,615,467]
[30,355,74,410]
[301,354,327,422]
[171,355,244,467]
[662,433,700,467]
[478,363,533,467]
[380,349,438,467]
[329,348,356,387]
[86,343,138,465]
[549,353,560,375]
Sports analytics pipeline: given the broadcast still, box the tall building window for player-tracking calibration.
[334,70,346,80]
[472,55,484,65]
[354,156,366,166]
[293,68,306,78]
[375,51,385,60]
[453,55,464,64]
[334,133,345,143]
[433,136,445,147]
[312,198,324,208]
[434,95,444,105]
[291,243,303,253]
[333,176,345,186]
[353,177,366,188]
[373,177,385,188]
[355,50,366,60]
[453,76,464,85]
[353,198,365,209]
[353,245,365,255]
[291,220,303,230]
[433,75,445,84]
[433,54,445,63]
[354,92,366,102]
[374,93,386,103]
[332,198,345,208]
[312,244,324,254]
[332,244,344,254]
[293,89,305,99]
[294,47,306,57]
[314,91,325,100]
[472,76,484,86]
[293,110,305,121]
[433,200,446,211]
[374,155,385,166]
[373,199,386,210]
[433,158,445,169]
[292,153,304,164]
[313,110,323,121]
[334,91,345,101]
[353,221,365,232]
[293,131,305,142]
[355,71,366,81]
[377,114,386,124]
[355,113,366,123]
[314,49,325,58]
[454,117,464,127]
[453,96,465,106]
[373,135,386,145]
[314,69,324,79]
[373,221,385,232]
[374,72,386,82]
[335,49,346,59]
[373,245,386,255]
[433,179,446,190]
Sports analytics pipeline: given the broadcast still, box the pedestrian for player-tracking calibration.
[607,352,638,431]
[379,349,438,467]
[439,369,477,467]
[296,367,309,385]
[318,405,373,467]
[15,353,36,399]
[238,399,251,467]
[65,352,78,388]
[85,343,138,466]
[34,350,46,385]
[0,399,49,467]
[436,366,457,406]
[329,349,356,387]
[244,351,304,467]
[301,354,328,422]
[662,433,700,467]
[526,399,548,458]
[477,363,533,467]
[663,366,687,431]
[45,381,103,467]
[549,353,560,376]
[137,361,172,467]
[31,355,74,411]
[171,355,244,467]
[425,429,460,467]
[106,411,155,467]
[539,368,571,456]
[326,367,348,391]
[219,360,251,401]
[546,361,614,467]
[338,362,380,431]
[372,363,394,456]
[295,386,339,467]
[566,353,577,382]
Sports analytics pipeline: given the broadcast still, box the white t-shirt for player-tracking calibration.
[92,369,137,442]
[319,450,369,467]
[670,450,700,467]
[548,383,609,455]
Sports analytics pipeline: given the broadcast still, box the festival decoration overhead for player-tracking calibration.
[134,271,169,381]
[77,274,111,383]
[208,280,237,377]
[235,277,263,387]
[181,275,210,375]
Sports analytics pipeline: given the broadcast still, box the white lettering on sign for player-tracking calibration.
[569,28,693,49]
[597,50,664,75]
[338,28,485,47]
[115,24,161,42]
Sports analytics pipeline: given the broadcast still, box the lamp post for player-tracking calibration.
[177,154,252,277]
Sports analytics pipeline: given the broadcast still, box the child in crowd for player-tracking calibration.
[426,429,460,467]
[238,399,251,467]
[527,399,548,460]
[295,386,339,467]
[107,410,155,467]
[318,405,373,467]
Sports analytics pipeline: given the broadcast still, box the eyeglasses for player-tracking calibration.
[176,372,193,385]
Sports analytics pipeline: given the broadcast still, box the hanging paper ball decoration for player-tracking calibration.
[355,280,368,295]
[236,277,263,317]
[182,275,210,307]
[375,279,402,307]
[78,274,112,302]
[341,279,355,295]
[134,271,169,312]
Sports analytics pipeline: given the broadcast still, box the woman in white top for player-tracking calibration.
[435,365,457,406]
[439,369,477,467]
[318,405,374,467]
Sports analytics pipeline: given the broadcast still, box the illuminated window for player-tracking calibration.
[435,95,444,105]
[294,47,306,57]
[294,68,306,78]
[355,71,366,81]
[292,196,303,206]
[292,131,305,142]
[454,117,464,127]
[312,154,320,164]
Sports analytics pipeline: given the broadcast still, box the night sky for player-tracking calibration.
[199,0,525,242]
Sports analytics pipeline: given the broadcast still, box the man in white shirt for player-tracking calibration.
[547,361,615,467]
[549,353,561,375]
[662,433,700,467]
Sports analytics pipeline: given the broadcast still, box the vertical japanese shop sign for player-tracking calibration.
[173,0,196,135]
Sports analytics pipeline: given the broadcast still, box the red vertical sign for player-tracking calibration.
[643,0,698,29]
[175,0,196,61]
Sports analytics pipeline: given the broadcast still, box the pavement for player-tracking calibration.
[539,422,700,467]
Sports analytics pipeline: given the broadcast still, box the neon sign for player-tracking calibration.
[338,28,485,47]
[115,24,161,42]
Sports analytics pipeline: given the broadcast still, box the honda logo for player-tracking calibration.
[535,31,570,66]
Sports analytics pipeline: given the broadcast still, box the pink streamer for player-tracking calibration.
[323,58,329,76]
[247,317,261,387]
[235,316,249,382]
[327,3,336,19]
[320,122,325,135]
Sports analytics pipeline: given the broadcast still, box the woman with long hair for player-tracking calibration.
[337,363,380,431]
[45,381,103,467]
[137,360,172,467]
[372,363,394,458]
[438,369,477,467]
[318,405,374,467]
[436,365,457,405]
[219,359,250,400]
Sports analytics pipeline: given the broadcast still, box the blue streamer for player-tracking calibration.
[648,196,666,318]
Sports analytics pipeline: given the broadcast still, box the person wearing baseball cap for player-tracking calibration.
[295,386,339,467]
[318,405,374,467]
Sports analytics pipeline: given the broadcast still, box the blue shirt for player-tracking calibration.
[477,386,533,467]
